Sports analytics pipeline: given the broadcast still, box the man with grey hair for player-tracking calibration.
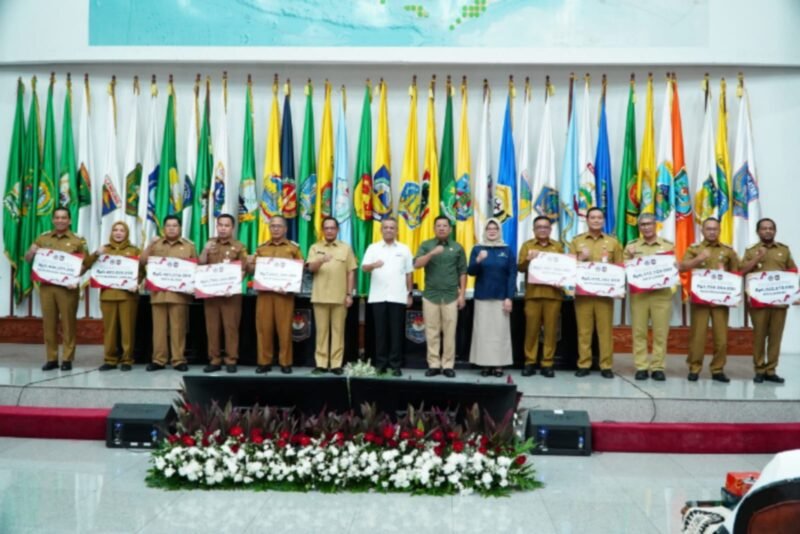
[623,213,675,381]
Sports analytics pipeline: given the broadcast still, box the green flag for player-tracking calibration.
[297,82,316,258]
[352,85,373,296]
[37,76,58,237]
[17,77,42,304]
[616,81,639,246]
[3,78,25,284]
[439,82,456,236]
[59,77,79,230]
[190,79,213,252]
[237,80,258,252]
[155,82,178,234]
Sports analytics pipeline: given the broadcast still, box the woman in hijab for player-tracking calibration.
[467,218,516,376]
[86,221,142,371]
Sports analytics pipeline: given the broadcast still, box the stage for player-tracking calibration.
[1,344,797,425]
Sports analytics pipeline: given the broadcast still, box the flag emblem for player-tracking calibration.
[281,179,297,219]
[534,185,559,223]
[674,169,691,218]
[454,173,473,221]
[372,166,392,220]
[101,175,121,216]
[299,173,316,222]
[492,184,512,223]
[213,165,226,217]
[398,182,421,229]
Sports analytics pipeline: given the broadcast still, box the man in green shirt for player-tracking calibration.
[414,216,467,377]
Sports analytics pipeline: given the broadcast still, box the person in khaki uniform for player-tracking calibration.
[517,216,563,378]
[24,207,90,371]
[85,221,142,371]
[414,216,468,378]
[570,207,623,378]
[307,217,356,375]
[249,215,303,374]
[624,213,674,382]
[199,214,247,374]
[141,215,197,372]
[740,218,796,384]
[679,217,739,383]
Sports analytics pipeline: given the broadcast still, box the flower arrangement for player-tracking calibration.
[147,399,542,497]
[343,358,379,377]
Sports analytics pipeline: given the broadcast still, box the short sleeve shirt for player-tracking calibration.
[362,240,414,304]
[308,240,357,304]
[517,238,565,300]
[415,238,467,304]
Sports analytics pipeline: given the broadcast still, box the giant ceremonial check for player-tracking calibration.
[690,269,743,307]
[194,262,243,298]
[527,252,577,288]
[32,248,84,287]
[253,257,304,293]
[90,254,140,290]
[625,253,679,293]
[145,256,197,294]
[745,271,800,307]
[576,262,626,298]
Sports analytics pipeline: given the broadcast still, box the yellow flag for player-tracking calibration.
[397,82,420,260]
[258,83,282,244]
[637,74,656,216]
[372,80,392,243]
[315,80,334,240]
[716,78,733,244]
[455,82,475,289]
[416,81,440,289]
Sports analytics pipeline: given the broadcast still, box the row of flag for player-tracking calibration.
[2,71,762,306]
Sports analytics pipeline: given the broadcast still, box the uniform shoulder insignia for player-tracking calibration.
[289,240,300,247]
[39,231,51,236]
[661,238,674,245]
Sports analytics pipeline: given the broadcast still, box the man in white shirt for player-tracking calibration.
[362,217,414,376]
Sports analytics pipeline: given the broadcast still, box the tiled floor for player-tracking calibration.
[0,436,774,533]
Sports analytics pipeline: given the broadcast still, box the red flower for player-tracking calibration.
[399,431,411,440]
[407,439,417,448]
[382,425,395,439]
[251,435,264,445]
[413,428,425,439]
[432,430,444,442]
[276,439,287,449]
[229,426,244,438]
[299,436,311,447]
[230,444,240,454]
[181,435,196,447]
[433,445,444,457]
[364,432,376,443]
[387,439,398,448]
[201,436,211,447]
[279,430,290,441]
[480,436,489,447]
[373,436,384,446]
[452,441,464,453]
[333,431,344,443]
[265,432,274,440]
[250,428,263,440]
[478,446,488,455]
[446,431,457,441]
[515,455,526,466]
[167,434,179,444]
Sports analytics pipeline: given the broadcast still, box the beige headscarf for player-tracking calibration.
[480,218,506,247]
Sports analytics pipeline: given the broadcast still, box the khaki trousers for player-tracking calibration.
[750,307,787,375]
[575,296,614,370]
[630,289,672,372]
[151,303,188,366]
[523,299,561,367]
[256,293,295,367]
[313,303,347,369]
[204,295,242,365]
[687,304,729,374]
[422,298,458,369]
[40,285,80,363]
[100,299,138,365]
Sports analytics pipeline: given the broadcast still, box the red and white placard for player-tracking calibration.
[32,248,83,287]
[253,257,304,293]
[576,262,626,299]
[745,271,800,307]
[625,253,679,293]
[194,261,243,299]
[527,252,576,288]
[146,256,197,294]
[90,254,140,290]
[690,269,742,307]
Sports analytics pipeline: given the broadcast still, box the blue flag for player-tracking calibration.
[594,96,615,234]
[332,91,351,246]
[494,95,517,254]
[559,103,579,246]
[280,92,296,241]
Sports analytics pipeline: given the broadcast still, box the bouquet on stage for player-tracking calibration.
[576,262,626,299]
[146,256,197,294]
[32,248,84,287]
[527,252,577,288]
[194,261,243,298]
[745,271,800,307]
[253,257,304,293]
[691,269,743,307]
[90,254,140,291]
[625,253,679,293]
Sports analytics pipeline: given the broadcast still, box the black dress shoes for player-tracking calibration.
[687,372,699,382]
[541,368,555,378]
[146,363,165,372]
[601,369,614,379]
[574,368,590,377]
[443,369,456,378]
[311,367,326,375]
[173,363,189,372]
[204,364,222,373]
[651,371,666,381]
[392,368,402,377]
[634,370,649,381]
[711,373,730,383]
[753,373,765,383]
[60,362,72,371]
[120,364,132,372]
[480,368,492,377]
[42,361,59,371]
[521,365,536,377]
[425,368,441,377]
[226,365,237,373]
[256,365,272,374]
[764,374,785,384]
[330,368,344,376]
[280,366,292,374]
[98,363,117,371]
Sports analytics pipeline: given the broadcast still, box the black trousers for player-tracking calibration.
[370,302,406,370]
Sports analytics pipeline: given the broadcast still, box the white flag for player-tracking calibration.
[732,85,762,255]
[655,79,676,242]
[122,80,141,239]
[531,89,559,241]
[182,83,199,238]
[138,82,161,246]
[77,79,98,253]
[211,81,233,236]
[576,79,596,235]
[516,86,532,248]
[473,86,492,238]
[100,82,122,244]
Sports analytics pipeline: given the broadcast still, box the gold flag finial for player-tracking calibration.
[737,72,744,98]
[524,76,531,101]
[273,73,279,96]
[284,78,291,97]
[429,74,436,99]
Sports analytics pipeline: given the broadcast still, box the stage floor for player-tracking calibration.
[1,344,798,423]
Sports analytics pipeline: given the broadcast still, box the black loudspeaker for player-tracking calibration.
[526,409,591,456]
[106,403,176,449]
